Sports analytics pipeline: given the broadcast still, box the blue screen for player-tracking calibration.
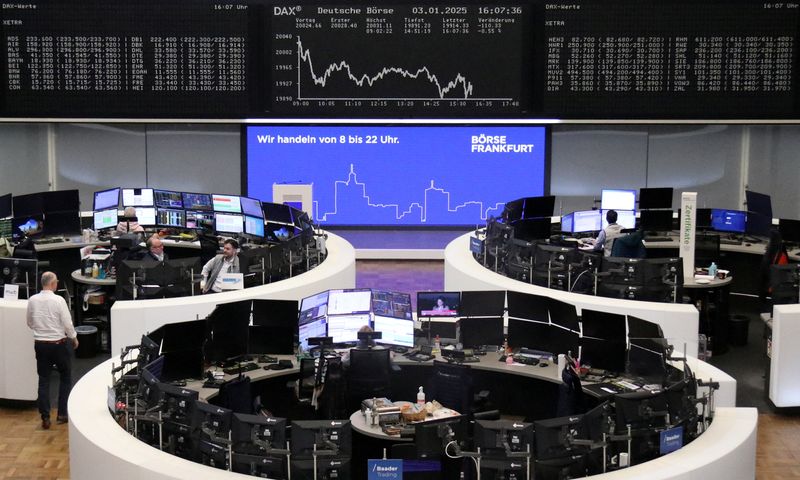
[711,209,746,233]
[246,125,547,226]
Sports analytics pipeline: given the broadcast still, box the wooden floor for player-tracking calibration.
[1,259,798,479]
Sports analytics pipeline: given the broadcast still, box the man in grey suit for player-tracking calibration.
[201,238,240,293]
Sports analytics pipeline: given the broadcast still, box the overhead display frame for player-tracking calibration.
[1,0,799,120]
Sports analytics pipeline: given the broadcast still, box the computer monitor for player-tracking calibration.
[191,402,233,440]
[371,290,413,319]
[243,215,264,237]
[571,210,602,233]
[232,453,286,478]
[602,209,636,229]
[134,207,156,226]
[503,198,525,223]
[549,325,580,357]
[161,348,205,382]
[291,457,351,480]
[290,420,351,458]
[474,419,534,456]
[93,208,118,231]
[710,209,746,234]
[12,192,44,217]
[628,338,668,382]
[0,194,11,219]
[298,317,327,352]
[12,214,44,240]
[121,188,154,207]
[212,194,242,213]
[523,195,555,219]
[560,212,574,234]
[185,210,215,229]
[746,212,772,237]
[156,208,186,228]
[417,291,460,317]
[327,313,371,344]
[152,189,183,209]
[182,192,213,211]
[627,315,664,339]
[0,257,38,298]
[769,264,800,305]
[534,244,576,273]
[639,210,674,232]
[506,290,549,323]
[373,316,414,348]
[579,337,627,373]
[601,189,636,211]
[638,187,673,210]
[299,291,329,324]
[745,190,772,218]
[155,382,198,420]
[231,413,287,451]
[327,288,372,315]
[460,290,505,317]
[253,298,298,327]
[414,415,466,458]
[457,317,504,349]
[44,211,80,236]
[614,390,668,432]
[779,218,800,243]
[214,212,244,234]
[506,318,551,352]
[44,190,80,213]
[580,309,626,342]
[93,188,120,211]
[547,298,579,331]
[512,217,551,241]
[248,325,293,355]
[534,414,587,460]
[262,202,294,225]
[240,197,263,218]
[695,208,712,230]
[159,319,208,355]
[265,222,295,242]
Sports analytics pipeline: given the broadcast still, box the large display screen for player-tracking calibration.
[245,125,548,226]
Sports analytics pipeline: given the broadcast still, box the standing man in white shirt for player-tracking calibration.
[201,238,240,293]
[26,271,78,429]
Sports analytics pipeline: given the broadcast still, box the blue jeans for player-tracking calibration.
[34,341,72,419]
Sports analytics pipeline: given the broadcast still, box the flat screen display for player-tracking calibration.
[327,313,370,344]
[182,193,213,211]
[299,291,329,324]
[745,190,772,218]
[602,209,636,229]
[240,197,263,218]
[44,211,80,235]
[93,188,120,211]
[94,209,118,230]
[213,194,242,213]
[371,290,413,319]
[244,215,264,237]
[134,207,156,226]
[374,316,415,348]
[417,291,461,317]
[0,194,10,218]
[246,125,548,226]
[12,193,44,217]
[12,215,44,239]
[44,190,80,213]
[639,210,674,232]
[298,317,327,353]
[154,189,184,209]
[638,187,673,210]
[600,189,636,211]
[156,208,186,228]
[265,222,295,242]
[122,188,154,207]
[570,210,602,233]
[186,210,215,229]
[262,202,294,224]
[711,209,746,233]
[215,212,244,233]
[780,218,800,243]
[327,289,372,315]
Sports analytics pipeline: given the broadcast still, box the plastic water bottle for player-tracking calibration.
[417,386,425,405]
[433,334,441,355]
[91,262,99,278]
[708,262,717,278]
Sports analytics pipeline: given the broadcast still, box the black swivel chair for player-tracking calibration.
[427,360,473,414]
[610,230,646,258]
[346,347,392,411]
[695,233,721,268]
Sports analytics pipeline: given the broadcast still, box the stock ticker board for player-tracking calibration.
[1,0,799,119]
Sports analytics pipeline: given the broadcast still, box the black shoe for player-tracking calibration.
[41,417,51,430]
[56,415,68,425]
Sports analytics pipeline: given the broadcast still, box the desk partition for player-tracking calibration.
[0,298,37,400]
[445,233,701,359]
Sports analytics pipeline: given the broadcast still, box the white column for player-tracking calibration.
[679,192,697,282]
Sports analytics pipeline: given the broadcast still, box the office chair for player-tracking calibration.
[346,347,392,411]
[610,230,646,258]
[216,375,253,415]
[426,360,475,415]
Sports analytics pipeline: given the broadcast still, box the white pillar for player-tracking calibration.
[679,192,697,282]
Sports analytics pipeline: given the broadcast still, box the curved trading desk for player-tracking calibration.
[69,354,748,480]
[110,233,356,353]
[0,298,37,400]
[444,233,702,359]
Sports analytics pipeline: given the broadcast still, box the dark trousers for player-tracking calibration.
[34,342,72,419]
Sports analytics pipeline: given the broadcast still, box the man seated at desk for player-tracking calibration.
[200,238,240,294]
[593,209,624,257]
[144,235,168,262]
[115,207,144,235]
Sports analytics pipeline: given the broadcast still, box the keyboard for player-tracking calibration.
[35,237,67,244]
[407,353,434,362]
[645,236,672,242]
[257,355,277,363]
[518,348,554,359]
[222,362,260,375]
[720,237,741,245]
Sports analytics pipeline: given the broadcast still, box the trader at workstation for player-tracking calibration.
[201,238,240,294]
[145,235,168,262]
[594,209,624,257]
[26,271,78,430]
[115,206,145,235]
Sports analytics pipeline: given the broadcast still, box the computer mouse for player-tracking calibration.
[539,361,549,367]
[745,243,751,246]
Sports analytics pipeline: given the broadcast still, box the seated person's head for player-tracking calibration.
[606,209,618,225]
[123,206,137,219]
[357,325,375,348]
[147,235,164,257]
[222,238,239,259]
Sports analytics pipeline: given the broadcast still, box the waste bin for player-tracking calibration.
[75,325,98,358]
[729,315,750,347]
